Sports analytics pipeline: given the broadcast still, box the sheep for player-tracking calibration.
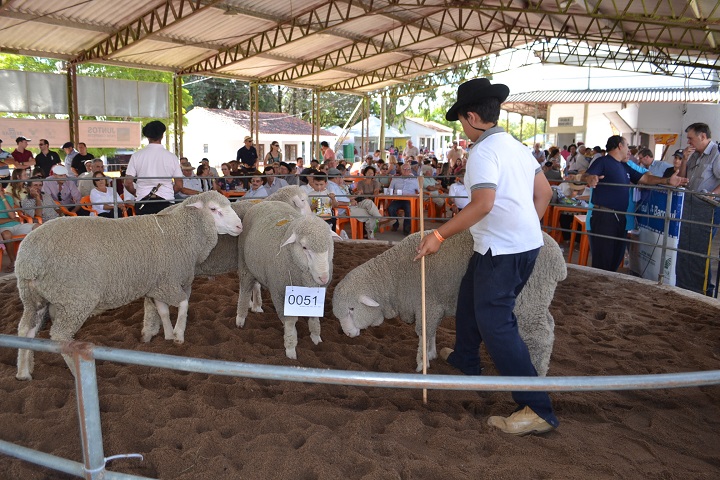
[141,186,313,340]
[332,230,566,375]
[14,191,243,380]
[235,200,340,359]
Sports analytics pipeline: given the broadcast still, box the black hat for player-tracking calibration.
[142,120,166,139]
[62,141,74,149]
[445,78,510,121]
[673,149,684,158]
[16,136,30,143]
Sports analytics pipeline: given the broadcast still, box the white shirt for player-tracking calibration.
[448,182,470,210]
[176,175,203,199]
[327,180,350,203]
[389,176,420,195]
[300,183,314,195]
[465,127,543,255]
[90,187,120,213]
[264,177,288,195]
[126,144,182,200]
[244,185,268,199]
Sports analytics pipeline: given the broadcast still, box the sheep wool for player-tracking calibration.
[235,200,338,359]
[15,191,242,380]
[333,230,566,375]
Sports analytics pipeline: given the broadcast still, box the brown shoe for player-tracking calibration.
[439,347,453,361]
[487,406,555,436]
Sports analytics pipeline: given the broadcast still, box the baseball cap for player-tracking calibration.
[16,136,30,143]
[51,165,68,176]
[673,149,684,158]
[327,168,341,177]
[62,141,74,149]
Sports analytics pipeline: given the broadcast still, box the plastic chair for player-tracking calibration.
[335,205,362,239]
[567,214,589,266]
[80,196,99,216]
[54,201,77,217]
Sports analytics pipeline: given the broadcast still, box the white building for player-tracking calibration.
[401,117,455,159]
[184,107,337,168]
[504,86,720,161]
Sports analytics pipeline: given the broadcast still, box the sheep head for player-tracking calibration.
[279,215,336,285]
[332,280,385,337]
[184,191,243,236]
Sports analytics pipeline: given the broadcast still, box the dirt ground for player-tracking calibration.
[0,242,718,479]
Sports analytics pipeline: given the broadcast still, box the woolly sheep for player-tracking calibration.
[235,201,339,359]
[332,230,566,375]
[141,186,312,339]
[15,191,243,380]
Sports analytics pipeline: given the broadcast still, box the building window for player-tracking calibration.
[203,144,208,154]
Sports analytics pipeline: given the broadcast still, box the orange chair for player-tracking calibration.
[80,195,99,216]
[335,205,363,239]
[54,200,77,217]
[567,214,590,266]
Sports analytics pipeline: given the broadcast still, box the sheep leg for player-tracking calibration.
[16,305,48,381]
[414,312,441,372]
[48,306,92,378]
[172,286,192,345]
[235,272,256,328]
[249,282,264,313]
[308,317,322,345]
[153,299,175,341]
[141,297,161,343]
[269,289,299,359]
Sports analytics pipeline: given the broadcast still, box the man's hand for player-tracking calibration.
[414,232,442,261]
[584,174,604,188]
[683,146,695,161]
[668,172,689,187]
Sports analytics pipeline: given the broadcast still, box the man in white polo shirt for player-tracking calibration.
[124,121,183,215]
[415,78,558,436]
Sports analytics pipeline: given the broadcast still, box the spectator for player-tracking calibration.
[566,144,589,173]
[676,123,720,295]
[90,172,128,218]
[543,161,563,181]
[264,141,283,165]
[309,172,337,228]
[216,162,241,193]
[403,140,419,158]
[547,147,565,172]
[421,164,445,208]
[34,139,61,177]
[243,173,268,199]
[124,121,183,215]
[582,135,687,272]
[8,168,29,206]
[328,168,381,239]
[79,159,106,197]
[22,176,59,222]
[0,139,10,188]
[663,150,684,178]
[236,136,258,170]
[62,142,79,176]
[633,148,672,177]
[197,164,214,192]
[10,136,35,170]
[447,168,469,215]
[321,141,336,162]
[1,183,39,272]
[42,165,85,216]
[200,157,218,177]
[262,165,288,195]
[71,142,94,176]
[175,162,204,200]
[532,143,546,163]
[560,145,570,160]
[388,163,420,235]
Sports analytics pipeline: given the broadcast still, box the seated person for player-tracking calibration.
[90,172,128,218]
[21,176,60,222]
[388,163,420,235]
[309,172,337,229]
[447,168,469,215]
[1,184,39,272]
[543,161,563,181]
[420,164,445,207]
[262,165,288,195]
[243,173,269,199]
[42,165,86,216]
[216,162,241,192]
[327,168,382,239]
[175,162,204,200]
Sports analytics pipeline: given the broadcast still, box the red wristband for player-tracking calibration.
[433,229,445,243]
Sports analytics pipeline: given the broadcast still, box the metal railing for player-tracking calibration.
[2,334,719,479]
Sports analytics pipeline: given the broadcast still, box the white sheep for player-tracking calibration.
[235,200,339,359]
[141,186,313,339]
[332,230,566,375]
[15,191,243,380]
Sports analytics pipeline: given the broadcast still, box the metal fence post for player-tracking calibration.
[112,177,119,218]
[657,188,675,285]
[71,343,106,480]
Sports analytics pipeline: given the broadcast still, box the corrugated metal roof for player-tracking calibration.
[0,0,717,94]
[505,87,720,104]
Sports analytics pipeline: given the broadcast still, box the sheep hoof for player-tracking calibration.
[285,348,297,360]
[250,305,264,313]
[310,334,322,345]
[141,333,152,343]
[173,338,184,345]
[164,333,175,341]
[16,373,32,381]
[235,315,246,328]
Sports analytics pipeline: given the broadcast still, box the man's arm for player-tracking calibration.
[533,171,553,220]
[173,178,184,193]
[124,175,137,195]
[638,171,688,187]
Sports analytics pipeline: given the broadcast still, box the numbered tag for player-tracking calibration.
[284,286,326,317]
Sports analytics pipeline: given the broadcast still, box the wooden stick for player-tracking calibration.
[418,177,428,404]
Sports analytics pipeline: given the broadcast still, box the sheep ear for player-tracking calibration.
[185,199,205,210]
[359,295,380,307]
[280,232,297,248]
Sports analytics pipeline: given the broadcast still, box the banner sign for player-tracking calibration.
[0,118,141,148]
[632,189,684,285]
[653,133,678,146]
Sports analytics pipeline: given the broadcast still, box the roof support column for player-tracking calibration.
[519,115,524,145]
[66,63,79,146]
[533,103,538,143]
[172,75,183,157]
[362,95,370,158]
[311,89,320,161]
[250,83,259,148]
[380,92,386,161]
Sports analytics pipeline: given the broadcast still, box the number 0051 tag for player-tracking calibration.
[283,286,326,317]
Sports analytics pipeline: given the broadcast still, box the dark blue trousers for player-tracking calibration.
[447,247,559,428]
[387,200,411,234]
